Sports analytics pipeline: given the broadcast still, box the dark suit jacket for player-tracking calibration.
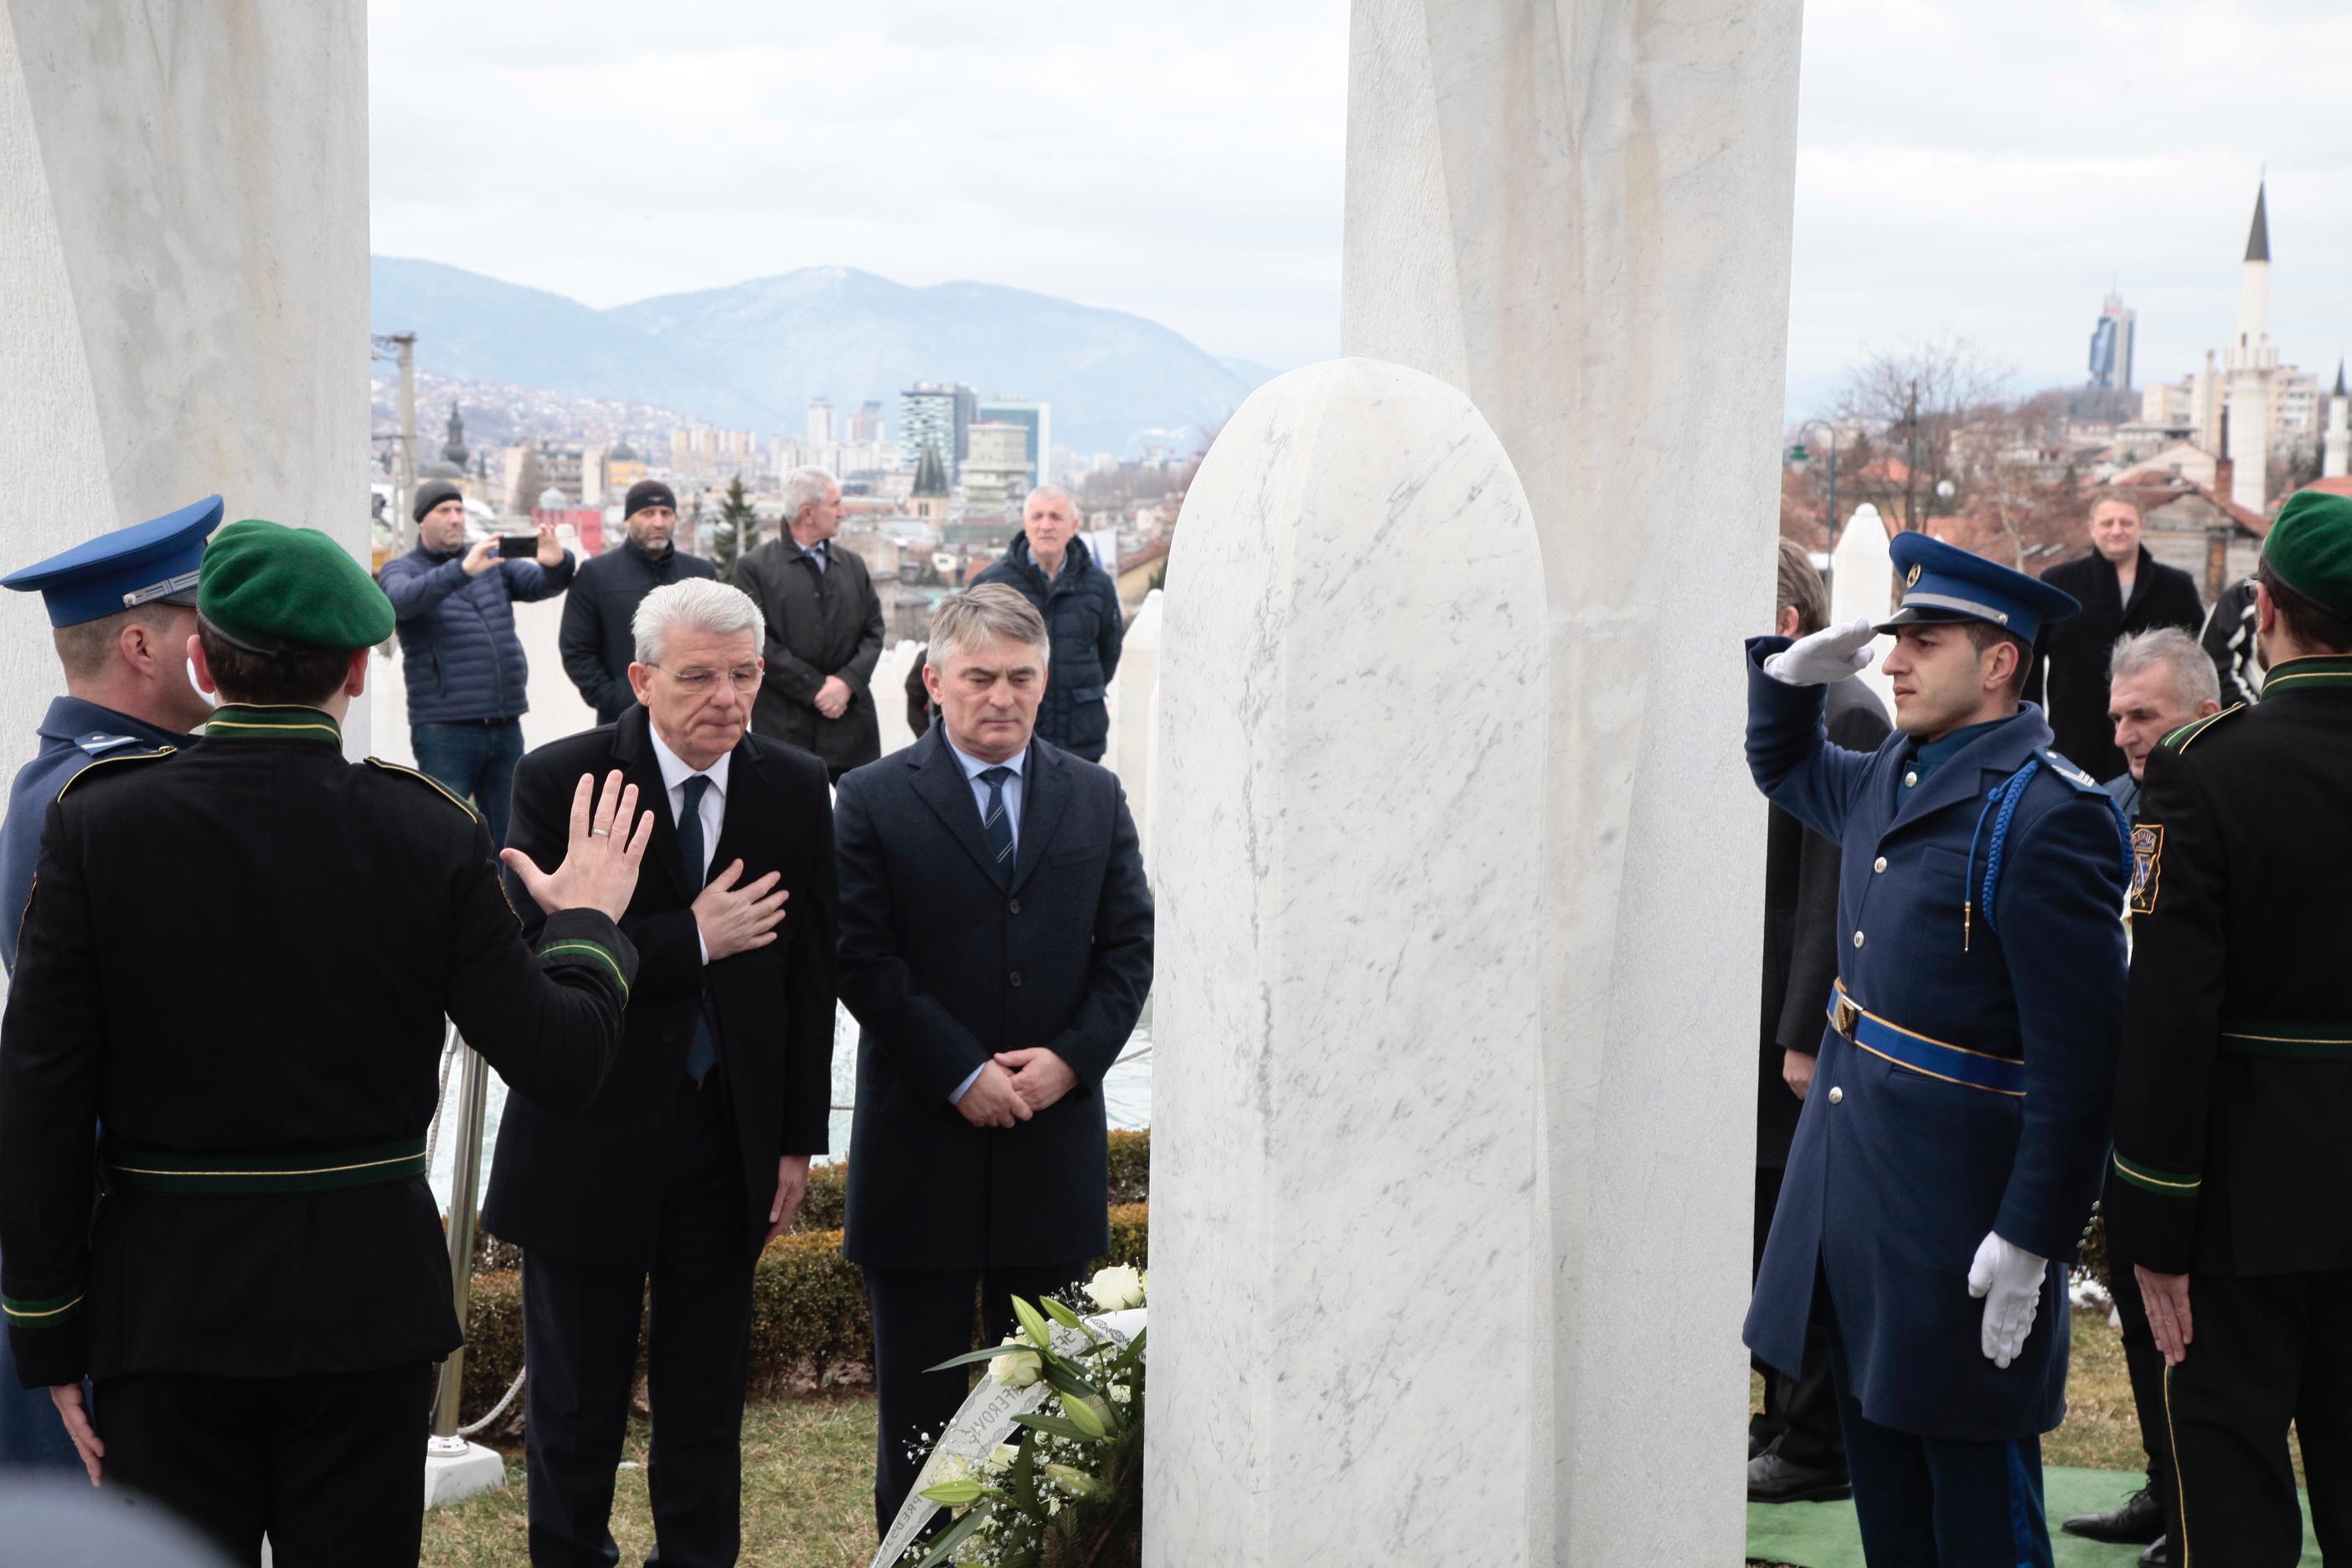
[2029,546,2204,780]
[735,536,886,772]
[835,727,1153,1271]
[1756,676,1890,1169]
[482,706,838,1267]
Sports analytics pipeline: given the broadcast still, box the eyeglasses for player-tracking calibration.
[650,663,761,694]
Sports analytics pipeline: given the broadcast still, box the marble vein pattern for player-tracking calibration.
[1146,358,1547,1567]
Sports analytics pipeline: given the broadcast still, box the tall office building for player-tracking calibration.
[975,397,1051,490]
[952,383,977,463]
[851,400,885,444]
[2088,292,2135,394]
[807,398,837,444]
[900,384,959,480]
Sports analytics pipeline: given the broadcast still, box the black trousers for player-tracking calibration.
[522,1075,758,1568]
[2109,1261,2177,1519]
[1751,1165,1845,1472]
[2168,1267,2352,1567]
[95,1362,434,1567]
[862,1258,1090,1538]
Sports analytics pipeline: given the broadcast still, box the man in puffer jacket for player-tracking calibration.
[970,486,1123,761]
[376,479,575,845]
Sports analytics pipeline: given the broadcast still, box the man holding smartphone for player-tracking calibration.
[377,478,574,847]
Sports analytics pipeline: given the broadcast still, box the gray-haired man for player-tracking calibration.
[735,466,885,782]
[2099,627,2223,820]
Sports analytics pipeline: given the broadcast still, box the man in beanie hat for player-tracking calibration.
[0,519,652,1564]
[378,480,575,847]
[559,478,717,725]
[2105,487,2352,1564]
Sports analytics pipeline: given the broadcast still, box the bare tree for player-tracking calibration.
[1832,338,2013,531]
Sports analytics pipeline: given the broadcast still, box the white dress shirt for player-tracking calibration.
[943,735,1027,1101]
[647,725,730,963]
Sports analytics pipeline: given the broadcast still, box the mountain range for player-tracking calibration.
[369,258,1268,456]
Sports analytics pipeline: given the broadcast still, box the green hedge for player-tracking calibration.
[458,1199,1151,1427]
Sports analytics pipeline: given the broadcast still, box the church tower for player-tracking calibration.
[2326,359,2349,481]
[907,440,951,527]
[2225,180,2278,514]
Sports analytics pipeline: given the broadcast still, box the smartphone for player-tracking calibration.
[498,534,539,558]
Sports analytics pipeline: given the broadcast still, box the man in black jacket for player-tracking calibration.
[2105,488,2352,1565]
[972,486,1122,761]
[560,480,717,724]
[2029,493,2204,779]
[0,520,646,1565]
[485,577,837,1568]
[735,467,885,781]
[836,585,1153,1536]
[1749,541,1887,1504]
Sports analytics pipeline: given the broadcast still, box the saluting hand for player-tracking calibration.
[501,770,657,921]
[1763,616,1879,687]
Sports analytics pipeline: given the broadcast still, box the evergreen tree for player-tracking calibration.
[709,472,757,582]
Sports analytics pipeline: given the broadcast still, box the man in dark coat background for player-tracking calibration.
[484,578,838,1567]
[971,485,1122,762]
[560,480,716,724]
[735,466,885,782]
[1748,541,1886,1504]
[835,585,1153,1537]
[2028,493,2204,779]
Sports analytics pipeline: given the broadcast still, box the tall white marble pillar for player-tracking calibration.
[0,2,371,764]
[1147,359,1547,1565]
[1108,589,1163,855]
[1338,2,1805,1561]
[1829,503,1897,712]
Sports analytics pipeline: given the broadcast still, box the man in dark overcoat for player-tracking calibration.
[2028,493,2204,781]
[834,584,1152,1536]
[734,466,885,781]
[2105,488,2352,1567]
[1744,533,2129,1566]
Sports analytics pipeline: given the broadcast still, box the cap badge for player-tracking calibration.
[1905,564,1922,589]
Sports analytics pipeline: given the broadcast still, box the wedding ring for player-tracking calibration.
[590,828,611,838]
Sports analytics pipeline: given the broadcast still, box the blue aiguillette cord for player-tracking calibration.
[1963,759,2133,951]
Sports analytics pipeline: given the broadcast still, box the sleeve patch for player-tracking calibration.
[2129,823,2164,916]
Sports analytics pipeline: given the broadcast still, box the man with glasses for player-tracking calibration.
[483,579,839,1566]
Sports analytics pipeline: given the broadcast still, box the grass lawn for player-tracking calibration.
[426,1305,2163,1566]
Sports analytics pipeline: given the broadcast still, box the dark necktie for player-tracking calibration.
[677,774,719,1085]
[979,766,1016,872]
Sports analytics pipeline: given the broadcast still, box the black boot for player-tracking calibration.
[2138,1535,2171,1567]
[1746,1449,1852,1504]
[2061,1484,2163,1545]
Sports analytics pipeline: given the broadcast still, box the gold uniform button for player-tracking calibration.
[1873,856,1888,874]
[1828,1086,1844,1105]
[1904,771,1919,787]
[1853,931,1865,948]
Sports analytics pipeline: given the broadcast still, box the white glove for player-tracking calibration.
[1967,1230,2047,1369]
[1762,616,1879,687]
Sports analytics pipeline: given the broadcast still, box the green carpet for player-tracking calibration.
[1746,1466,2320,1566]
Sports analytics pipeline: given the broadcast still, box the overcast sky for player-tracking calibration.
[370,0,2352,417]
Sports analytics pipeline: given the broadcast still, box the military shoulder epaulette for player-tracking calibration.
[2033,749,2105,793]
[2159,702,2246,754]
[363,757,481,820]
[54,745,176,802]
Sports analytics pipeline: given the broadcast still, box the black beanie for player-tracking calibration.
[411,478,464,524]
[624,479,677,519]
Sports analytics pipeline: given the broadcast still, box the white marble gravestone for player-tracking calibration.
[0,3,371,765]
[1108,589,1162,854]
[1148,358,1547,1565]
[1148,2,1806,1563]
[1829,503,1898,711]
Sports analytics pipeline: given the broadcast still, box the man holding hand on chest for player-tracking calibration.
[834,585,1153,1537]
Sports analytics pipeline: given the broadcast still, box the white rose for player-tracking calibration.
[984,1443,1019,1473]
[989,1338,1043,1388]
[1084,1264,1146,1312]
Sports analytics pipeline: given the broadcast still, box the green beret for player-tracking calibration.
[198,519,395,653]
[2264,489,2352,619]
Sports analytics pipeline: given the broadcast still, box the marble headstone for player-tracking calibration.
[1828,503,1898,711]
[1147,358,1547,1565]
[1108,589,1162,854]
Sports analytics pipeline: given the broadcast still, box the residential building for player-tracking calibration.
[975,397,1050,489]
[807,399,837,444]
[900,384,960,481]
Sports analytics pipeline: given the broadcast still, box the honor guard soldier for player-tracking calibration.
[2106,488,2352,1566]
[0,496,221,1474]
[1744,532,2131,1567]
[0,520,656,1565]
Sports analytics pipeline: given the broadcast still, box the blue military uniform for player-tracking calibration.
[1744,534,2130,1566]
[0,497,218,1471]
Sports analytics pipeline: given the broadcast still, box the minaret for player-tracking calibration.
[2226,179,2277,513]
[2326,359,2349,480]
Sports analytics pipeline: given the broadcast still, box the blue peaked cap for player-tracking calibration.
[1,496,224,627]
[1876,531,2080,647]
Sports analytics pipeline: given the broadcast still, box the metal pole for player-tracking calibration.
[1823,426,1838,551]
[428,1039,492,1452]
[395,333,419,552]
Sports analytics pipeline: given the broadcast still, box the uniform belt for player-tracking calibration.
[103,1136,428,1196]
[1826,982,2025,1096]
[2217,1019,2352,1060]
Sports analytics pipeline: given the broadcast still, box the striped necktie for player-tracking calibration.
[979,766,1015,869]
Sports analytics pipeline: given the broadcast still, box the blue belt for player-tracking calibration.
[1827,981,2025,1096]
